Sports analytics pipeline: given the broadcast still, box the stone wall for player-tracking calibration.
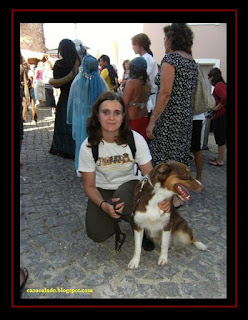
[20,23,46,52]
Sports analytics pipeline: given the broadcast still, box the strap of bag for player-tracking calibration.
[127,130,136,160]
[92,144,99,163]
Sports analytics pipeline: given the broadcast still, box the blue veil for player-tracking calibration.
[67,55,109,171]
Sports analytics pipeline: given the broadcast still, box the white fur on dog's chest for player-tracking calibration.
[134,184,174,232]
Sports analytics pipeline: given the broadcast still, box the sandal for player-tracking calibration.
[20,266,28,291]
[209,159,224,166]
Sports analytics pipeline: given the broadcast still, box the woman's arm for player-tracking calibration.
[81,171,123,219]
[139,161,153,176]
[123,80,134,107]
[213,83,226,111]
[146,62,175,139]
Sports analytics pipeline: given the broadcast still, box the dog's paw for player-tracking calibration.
[128,258,140,269]
[193,241,207,251]
[158,255,168,266]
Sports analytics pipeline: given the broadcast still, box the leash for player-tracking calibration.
[131,174,154,214]
[106,199,130,253]
[107,175,154,253]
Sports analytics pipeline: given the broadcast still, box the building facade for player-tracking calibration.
[143,23,227,82]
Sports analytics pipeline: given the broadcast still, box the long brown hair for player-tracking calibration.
[87,91,131,147]
[131,33,153,56]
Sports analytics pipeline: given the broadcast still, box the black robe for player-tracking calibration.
[50,59,76,159]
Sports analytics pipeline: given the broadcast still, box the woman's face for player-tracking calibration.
[99,58,107,70]
[132,43,142,55]
[98,100,125,136]
[124,62,130,70]
[208,75,214,86]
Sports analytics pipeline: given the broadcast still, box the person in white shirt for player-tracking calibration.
[131,33,158,114]
[78,91,170,247]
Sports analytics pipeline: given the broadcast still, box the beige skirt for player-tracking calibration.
[34,79,45,101]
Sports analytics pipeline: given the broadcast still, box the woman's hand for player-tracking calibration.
[158,199,171,213]
[102,198,124,219]
[146,121,155,140]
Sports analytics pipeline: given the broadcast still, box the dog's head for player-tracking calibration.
[149,161,203,201]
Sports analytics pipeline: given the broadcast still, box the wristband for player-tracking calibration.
[99,200,106,211]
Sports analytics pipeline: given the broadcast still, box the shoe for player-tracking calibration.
[142,232,155,251]
[189,153,194,161]
[209,159,224,166]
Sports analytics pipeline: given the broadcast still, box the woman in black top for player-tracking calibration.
[49,39,81,159]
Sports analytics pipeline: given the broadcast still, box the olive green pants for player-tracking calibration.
[85,180,139,243]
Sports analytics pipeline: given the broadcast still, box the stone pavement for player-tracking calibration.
[20,106,226,301]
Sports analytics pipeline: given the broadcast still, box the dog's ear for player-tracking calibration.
[158,163,172,175]
[149,163,172,185]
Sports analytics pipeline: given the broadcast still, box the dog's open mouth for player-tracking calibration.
[174,183,191,201]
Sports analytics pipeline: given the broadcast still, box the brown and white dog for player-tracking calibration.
[128,161,207,269]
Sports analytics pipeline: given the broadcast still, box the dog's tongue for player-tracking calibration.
[174,183,191,201]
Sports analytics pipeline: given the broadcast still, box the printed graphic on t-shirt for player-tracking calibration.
[97,153,134,172]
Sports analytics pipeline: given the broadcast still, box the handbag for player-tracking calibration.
[191,65,216,115]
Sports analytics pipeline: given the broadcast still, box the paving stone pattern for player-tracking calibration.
[20,107,227,300]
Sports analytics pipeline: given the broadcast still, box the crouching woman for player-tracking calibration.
[78,92,170,249]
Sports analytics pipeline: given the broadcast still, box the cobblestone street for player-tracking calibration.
[20,106,227,302]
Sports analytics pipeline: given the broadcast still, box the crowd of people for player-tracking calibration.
[20,23,227,291]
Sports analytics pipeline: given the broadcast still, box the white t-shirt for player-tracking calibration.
[78,130,152,190]
[142,52,158,112]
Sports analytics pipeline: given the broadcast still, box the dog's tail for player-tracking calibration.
[192,237,207,251]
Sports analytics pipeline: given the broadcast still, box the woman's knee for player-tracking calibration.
[86,229,115,243]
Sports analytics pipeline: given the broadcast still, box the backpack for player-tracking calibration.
[91,131,136,163]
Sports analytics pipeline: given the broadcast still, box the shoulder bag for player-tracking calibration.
[191,65,216,115]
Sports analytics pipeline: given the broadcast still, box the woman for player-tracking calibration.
[67,55,109,175]
[49,39,81,159]
[78,92,170,248]
[34,61,46,107]
[22,61,37,123]
[131,33,158,114]
[43,60,56,110]
[208,68,226,166]
[147,23,198,168]
[123,57,151,140]
[118,59,130,94]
